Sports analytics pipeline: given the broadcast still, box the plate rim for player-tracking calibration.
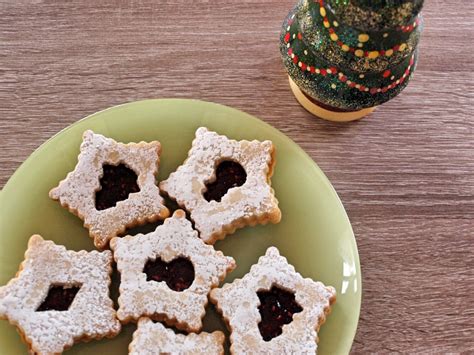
[0,98,361,353]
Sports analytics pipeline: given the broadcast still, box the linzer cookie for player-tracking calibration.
[49,130,169,250]
[129,318,225,355]
[160,127,281,244]
[110,210,235,332]
[210,247,335,354]
[0,235,121,354]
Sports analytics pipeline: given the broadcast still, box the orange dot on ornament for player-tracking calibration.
[383,70,391,78]
[358,34,369,42]
[385,49,394,56]
[368,51,379,59]
[323,21,330,28]
[355,49,364,57]
[330,33,338,41]
[341,44,350,52]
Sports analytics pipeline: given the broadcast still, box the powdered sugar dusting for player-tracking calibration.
[129,318,224,355]
[160,127,281,244]
[210,246,336,354]
[110,210,236,332]
[49,130,169,250]
[0,235,121,354]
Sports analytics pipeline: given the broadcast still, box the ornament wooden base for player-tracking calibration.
[289,77,375,122]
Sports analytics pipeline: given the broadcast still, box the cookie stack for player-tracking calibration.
[0,128,335,354]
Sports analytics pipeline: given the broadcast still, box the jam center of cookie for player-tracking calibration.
[257,285,303,341]
[36,285,81,312]
[204,161,247,202]
[95,163,140,211]
[143,257,195,292]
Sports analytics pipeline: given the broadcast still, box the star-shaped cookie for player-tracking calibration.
[210,246,335,354]
[160,127,281,244]
[0,235,121,354]
[110,210,236,332]
[50,130,169,250]
[129,318,225,355]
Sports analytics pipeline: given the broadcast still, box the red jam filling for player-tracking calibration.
[95,164,140,211]
[143,257,195,292]
[204,161,247,202]
[36,285,81,312]
[257,286,303,341]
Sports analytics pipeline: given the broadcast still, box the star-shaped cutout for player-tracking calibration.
[210,247,336,354]
[50,130,169,249]
[160,127,281,244]
[129,318,225,354]
[110,210,236,332]
[0,235,121,354]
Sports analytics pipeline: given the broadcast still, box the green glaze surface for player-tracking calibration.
[0,99,360,354]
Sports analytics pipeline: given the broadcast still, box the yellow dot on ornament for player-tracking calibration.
[357,43,363,48]
[359,74,365,78]
[385,49,394,56]
[341,44,350,52]
[355,49,364,57]
[333,21,339,27]
[331,83,337,89]
[358,34,369,42]
[399,43,407,51]
[320,7,326,17]
[330,33,338,41]
[323,21,330,28]
[368,51,379,59]
[383,33,389,38]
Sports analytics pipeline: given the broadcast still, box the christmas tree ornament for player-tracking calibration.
[280,0,424,122]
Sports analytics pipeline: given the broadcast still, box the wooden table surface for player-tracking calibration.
[1,0,473,353]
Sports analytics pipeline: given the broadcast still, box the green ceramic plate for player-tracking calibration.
[0,99,360,354]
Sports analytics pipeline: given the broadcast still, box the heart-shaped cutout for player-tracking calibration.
[143,257,195,292]
[95,164,140,211]
[203,160,247,202]
[36,284,81,312]
[257,285,303,341]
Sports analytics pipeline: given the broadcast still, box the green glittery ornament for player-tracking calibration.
[280,0,424,121]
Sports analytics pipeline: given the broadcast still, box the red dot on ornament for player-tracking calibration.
[410,57,415,65]
[330,67,337,74]
[329,28,335,34]
[284,33,290,43]
[393,45,400,51]
[297,32,303,40]
[364,51,369,57]
[292,55,298,64]
[382,87,388,93]
[349,82,356,88]
[359,86,366,91]
[288,48,293,55]
[349,48,355,52]
[370,88,378,94]
[383,70,391,78]
[310,66,315,73]
[320,69,327,76]
[340,75,347,82]
[337,40,343,46]
[405,69,410,75]
[380,50,385,56]
[301,63,307,71]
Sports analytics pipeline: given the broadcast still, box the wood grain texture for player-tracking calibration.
[0,0,473,353]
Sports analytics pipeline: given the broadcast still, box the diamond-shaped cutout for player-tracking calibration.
[36,284,81,312]
[95,164,140,211]
[257,285,303,341]
[0,235,121,354]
